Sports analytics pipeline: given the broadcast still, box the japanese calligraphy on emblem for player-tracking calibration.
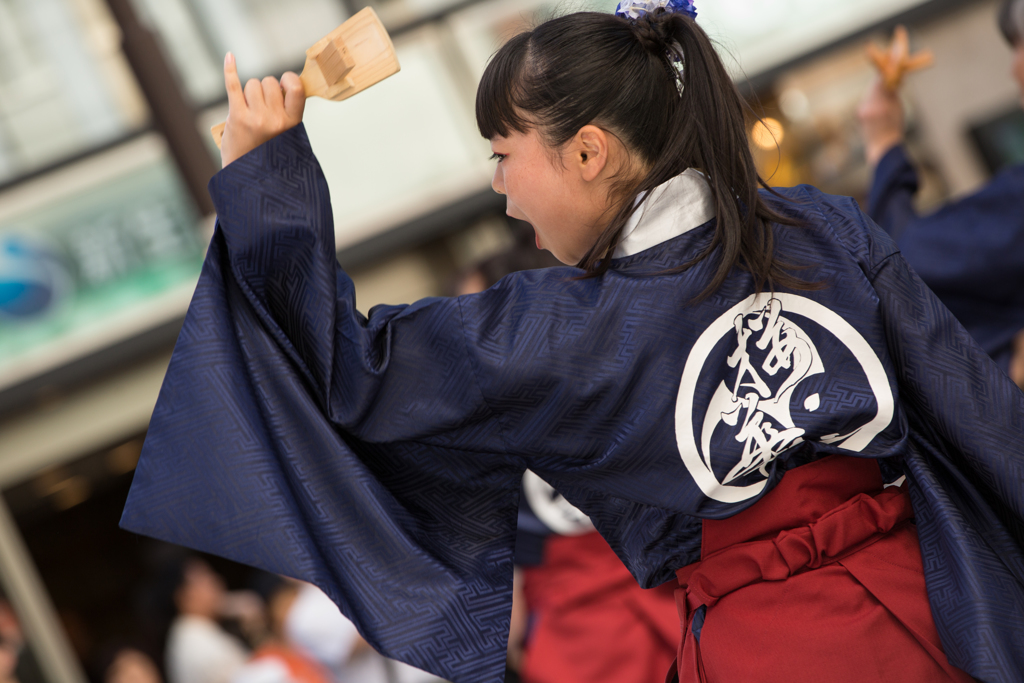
[675,294,894,503]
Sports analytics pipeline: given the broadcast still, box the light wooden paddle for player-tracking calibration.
[211,7,400,148]
[866,25,934,92]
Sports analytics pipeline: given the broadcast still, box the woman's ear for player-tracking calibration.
[573,125,610,181]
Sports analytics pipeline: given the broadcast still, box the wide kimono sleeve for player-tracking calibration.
[867,144,920,241]
[120,125,525,683]
[867,148,1024,369]
[869,248,1024,682]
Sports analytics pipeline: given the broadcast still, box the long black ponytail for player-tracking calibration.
[477,10,817,301]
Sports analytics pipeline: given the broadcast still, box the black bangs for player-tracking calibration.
[476,31,534,139]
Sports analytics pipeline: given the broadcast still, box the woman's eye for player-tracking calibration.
[490,153,506,163]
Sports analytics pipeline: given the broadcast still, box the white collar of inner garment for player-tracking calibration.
[612,168,716,259]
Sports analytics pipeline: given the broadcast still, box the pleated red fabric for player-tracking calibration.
[522,530,679,683]
[669,455,974,683]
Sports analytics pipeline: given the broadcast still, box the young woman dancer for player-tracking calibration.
[122,2,1024,682]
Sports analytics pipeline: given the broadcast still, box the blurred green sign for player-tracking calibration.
[0,141,203,388]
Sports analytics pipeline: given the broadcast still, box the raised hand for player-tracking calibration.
[857,78,905,168]
[220,53,306,167]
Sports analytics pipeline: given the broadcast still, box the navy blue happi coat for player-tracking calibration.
[869,144,1024,372]
[122,126,1024,683]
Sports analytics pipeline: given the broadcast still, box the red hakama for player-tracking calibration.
[522,530,679,683]
[670,455,973,683]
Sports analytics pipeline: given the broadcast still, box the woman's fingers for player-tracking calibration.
[220,59,305,168]
[224,53,245,112]
[244,77,266,111]
[281,72,305,124]
[857,77,905,167]
[262,76,284,112]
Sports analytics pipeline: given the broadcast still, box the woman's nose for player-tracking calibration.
[491,165,505,195]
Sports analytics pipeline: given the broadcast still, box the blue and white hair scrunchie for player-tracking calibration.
[614,0,696,22]
[614,0,695,94]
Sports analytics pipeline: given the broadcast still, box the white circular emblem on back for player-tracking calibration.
[675,293,894,503]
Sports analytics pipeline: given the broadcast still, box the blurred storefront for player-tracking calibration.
[0,0,1019,680]
[736,0,1023,203]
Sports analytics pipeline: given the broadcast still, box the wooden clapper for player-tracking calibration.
[866,25,933,92]
[211,8,400,148]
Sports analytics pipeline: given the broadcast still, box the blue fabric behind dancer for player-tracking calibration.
[867,145,1024,372]
[121,125,1024,683]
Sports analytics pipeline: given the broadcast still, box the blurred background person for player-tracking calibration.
[452,231,562,297]
[285,582,446,683]
[231,577,331,683]
[95,644,162,683]
[512,477,678,683]
[0,601,23,683]
[152,553,256,683]
[283,582,377,683]
[858,0,1024,386]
